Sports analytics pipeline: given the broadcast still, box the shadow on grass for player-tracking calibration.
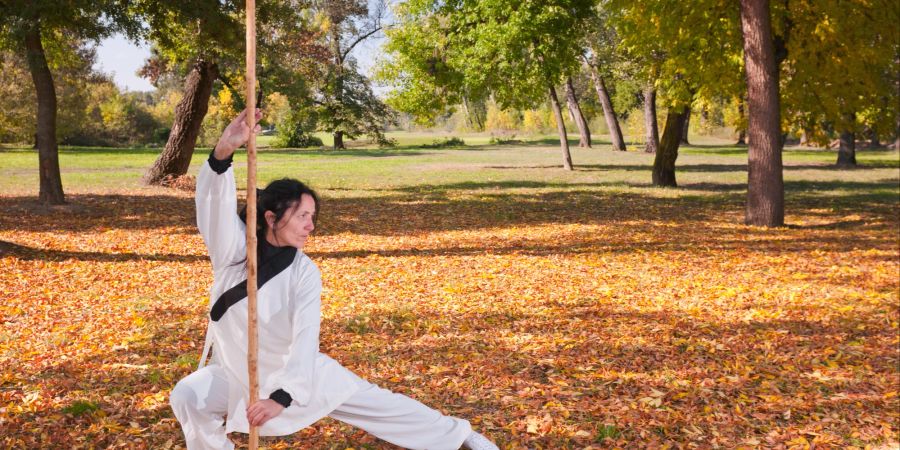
[486,162,900,172]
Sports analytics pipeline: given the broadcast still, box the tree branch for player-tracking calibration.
[340,25,383,63]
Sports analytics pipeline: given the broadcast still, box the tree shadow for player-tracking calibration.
[2,176,896,239]
[486,162,899,172]
[0,239,206,263]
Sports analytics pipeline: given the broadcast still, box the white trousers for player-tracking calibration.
[170,365,472,450]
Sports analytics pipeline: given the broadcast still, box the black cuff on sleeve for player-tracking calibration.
[208,150,233,174]
[269,389,292,408]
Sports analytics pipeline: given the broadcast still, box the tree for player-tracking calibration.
[318,0,391,149]
[740,0,784,227]
[580,7,627,151]
[642,86,659,153]
[143,58,220,184]
[1,0,138,204]
[140,1,244,185]
[836,114,857,166]
[608,0,744,180]
[680,107,691,145]
[652,108,688,186]
[317,62,396,147]
[584,57,626,151]
[381,0,594,169]
[774,0,899,167]
[564,77,591,148]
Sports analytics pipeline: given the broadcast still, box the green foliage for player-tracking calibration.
[0,51,36,142]
[595,424,622,441]
[317,65,396,147]
[61,400,99,416]
[607,0,745,111]
[276,108,323,148]
[380,0,595,121]
[0,45,165,146]
[484,102,521,132]
[607,0,899,142]
[421,137,465,148]
[776,0,899,143]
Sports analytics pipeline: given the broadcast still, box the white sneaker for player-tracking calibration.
[462,431,499,450]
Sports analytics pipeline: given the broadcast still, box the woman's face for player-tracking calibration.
[266,193,316,249]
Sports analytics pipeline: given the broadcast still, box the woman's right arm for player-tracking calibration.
[195,109,262,270]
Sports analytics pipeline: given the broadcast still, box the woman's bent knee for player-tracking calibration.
[170,377,197,415]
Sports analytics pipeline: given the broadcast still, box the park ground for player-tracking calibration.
[0,133,898,448]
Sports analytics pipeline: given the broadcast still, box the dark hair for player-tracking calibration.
[239,178,319,235]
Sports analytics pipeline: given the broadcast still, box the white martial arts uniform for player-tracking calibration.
[170,161,471,449]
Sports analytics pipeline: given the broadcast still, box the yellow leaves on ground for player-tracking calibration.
[0,187,898,449]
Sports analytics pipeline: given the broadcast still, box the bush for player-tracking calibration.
[276,109,322,148]
[422,137,465,148]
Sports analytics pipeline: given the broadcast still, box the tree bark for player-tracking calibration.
[836,130,856,166]
[564,77,591,148]
[331,28,346,150]
[548,85,573,170]
[740,0,784,227]
[652,108,687,187]
[865,127,879,148]
[643,85,659,153]
[24,22,65,204]
[587,64,626,151]
[680,107,691,145]
[736,98,747,145]
[145,60,218,185]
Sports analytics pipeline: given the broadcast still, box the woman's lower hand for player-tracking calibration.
[246,399,285,427]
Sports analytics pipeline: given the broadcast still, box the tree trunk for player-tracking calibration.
[740,0,784,227]
[587,64,626,151]
[866,127,879,148]
[836,130,856,166]
[681,107,691,145]
[837,114,857,166]
[799,129,810,146]
[736,99,747,145]
[643,85,659,153]
[564,77,591,148]
[24,22,65,204]
[652,108,687,187]
[145,60,218,185]
[331,28,346,150]
[548,85,573,170]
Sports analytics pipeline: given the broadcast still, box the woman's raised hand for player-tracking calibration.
[213,109,263,160]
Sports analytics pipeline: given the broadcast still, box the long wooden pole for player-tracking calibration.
[245,0,259,448]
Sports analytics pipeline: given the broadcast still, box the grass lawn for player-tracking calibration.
[1,133,898,448]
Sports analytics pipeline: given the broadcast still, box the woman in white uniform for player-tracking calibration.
[170,110,498,450]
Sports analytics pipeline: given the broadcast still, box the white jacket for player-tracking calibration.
[195,161,362,436]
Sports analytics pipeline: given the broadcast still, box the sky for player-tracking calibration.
[94,33,387,94]
[94,35,155,92]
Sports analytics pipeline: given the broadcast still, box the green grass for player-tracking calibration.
[61,400,100,416]
[1,133,897,209]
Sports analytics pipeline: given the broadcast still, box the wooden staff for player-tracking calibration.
[245,0,259,448]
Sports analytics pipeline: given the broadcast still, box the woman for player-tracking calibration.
[170,110,498,450]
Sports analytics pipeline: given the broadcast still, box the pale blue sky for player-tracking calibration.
[95,35,154,92]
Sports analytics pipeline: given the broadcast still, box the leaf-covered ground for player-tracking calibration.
[1,141,898,448]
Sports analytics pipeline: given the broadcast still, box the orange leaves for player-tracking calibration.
[1,184,899,448]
